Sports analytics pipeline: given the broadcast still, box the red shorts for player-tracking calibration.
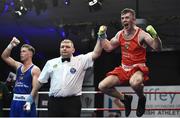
[106,64,149,84]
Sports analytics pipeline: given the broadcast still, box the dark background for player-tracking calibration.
[0,0,180,116]
[1,0,180,85]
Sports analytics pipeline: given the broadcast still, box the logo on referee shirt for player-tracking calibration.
[70,67,76,74]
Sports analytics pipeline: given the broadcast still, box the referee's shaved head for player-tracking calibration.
[61,39,74,48]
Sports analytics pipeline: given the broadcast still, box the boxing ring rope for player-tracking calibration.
[38,91,180,94]
[3,91,180,111]
[3,107,180,111]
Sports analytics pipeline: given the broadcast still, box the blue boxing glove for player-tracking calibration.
[24,95,34,111]
[97,25,107,40]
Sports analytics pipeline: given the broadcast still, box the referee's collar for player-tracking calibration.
[60,56,73,63]
[62,58,70,62]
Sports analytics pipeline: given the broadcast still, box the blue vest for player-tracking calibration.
[13,65,34,94]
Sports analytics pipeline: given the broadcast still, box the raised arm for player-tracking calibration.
[91,40,103,60]
[144,25,162,51]
[97,25,119,52]
[1,37,21,69]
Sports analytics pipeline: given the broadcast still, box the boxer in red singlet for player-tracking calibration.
[97,8,162,117]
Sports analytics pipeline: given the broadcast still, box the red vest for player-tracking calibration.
[119,28,146,65]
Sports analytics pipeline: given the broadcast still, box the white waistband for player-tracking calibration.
[122,63,146,71]
[13,94,29,101]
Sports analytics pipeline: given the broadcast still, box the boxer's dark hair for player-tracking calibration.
[121,8,136,18]
[21,44,35,55]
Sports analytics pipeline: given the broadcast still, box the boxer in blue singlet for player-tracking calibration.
[1,37,41,117]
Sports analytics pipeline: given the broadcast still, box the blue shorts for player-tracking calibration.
[10,100,36,117]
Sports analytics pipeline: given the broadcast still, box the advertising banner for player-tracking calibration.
[104,86,180,117]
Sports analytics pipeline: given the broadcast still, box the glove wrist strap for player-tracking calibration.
[98,33,107,40]
[26,95,34,105]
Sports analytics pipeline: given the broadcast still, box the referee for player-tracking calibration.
[24,39,102,117]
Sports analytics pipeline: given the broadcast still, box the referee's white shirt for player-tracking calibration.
[38,52,93,97]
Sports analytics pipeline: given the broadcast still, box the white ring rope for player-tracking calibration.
[38,91,180,94]
[3,108,180,111]
[3,91,180,111]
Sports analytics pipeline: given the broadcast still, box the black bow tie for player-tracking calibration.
[61,58,70,62]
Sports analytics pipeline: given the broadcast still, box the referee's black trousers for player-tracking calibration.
[48,96,81,117]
